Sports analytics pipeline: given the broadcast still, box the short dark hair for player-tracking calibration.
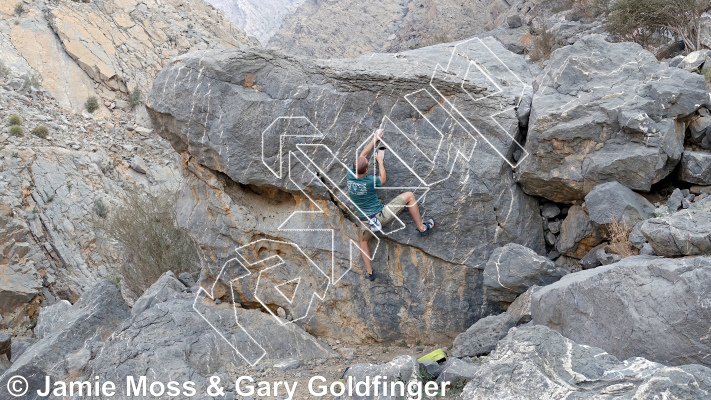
[354,156,368,174]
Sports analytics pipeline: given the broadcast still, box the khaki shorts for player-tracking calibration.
[359,195,408,240]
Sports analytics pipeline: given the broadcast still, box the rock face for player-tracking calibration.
[268,0,512,58]
[148,39,544,342]
[33,299,71,340]
[2,4,97,110]
[640,210,711,257]
[517,35,707,203]
[47,0,258,92]
[483,243,568,308]
[450,313,515,358]
[1,0,255,112]
[531,256,711,367]
[83,272,337,399]
[0,170,43,335]
[678,151,711,185]
[556,204,604,259]
[462,325,711,399]
[584,181,655,226]
[0,280,129,398]
[0,68,186,334]
[507,285,539,325]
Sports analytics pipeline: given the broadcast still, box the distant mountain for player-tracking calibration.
[204,0,306,46]
[268,0,514,58]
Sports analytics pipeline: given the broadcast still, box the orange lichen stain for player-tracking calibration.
[519,33,533,47]
[245,73,256,87]
[390,245,405,286]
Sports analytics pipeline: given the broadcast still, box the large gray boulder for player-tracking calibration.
[506,285,540,324]
[83,272,337,399]
[435,358,479,387]
[461,325,711,399]
[483,243,568,308]
[148,39,544,341]
[584,181,655,226]
[450,313,515,357]
[640,210,711,257]
[556,204,604,258]
[342,355,419,400]
[678,151,711,185]
[531,256,711,367]
[0,280,129,399]
[517,35,707,202]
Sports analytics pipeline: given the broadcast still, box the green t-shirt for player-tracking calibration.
[347,166,383,219]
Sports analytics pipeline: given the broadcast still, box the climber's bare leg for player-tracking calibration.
[359,237,373,275]
[398,191,426,232]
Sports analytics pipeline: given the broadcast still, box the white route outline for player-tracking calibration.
[195,36,531,366]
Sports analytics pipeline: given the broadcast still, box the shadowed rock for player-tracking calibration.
[0,280,129,399]
[484,243,568,308]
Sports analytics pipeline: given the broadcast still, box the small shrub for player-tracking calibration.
[129,86,142,108]
[86,96,99,113]
[31,125,48,139]
[529,23,556,62]
[603,219,634,258]
[93,199,108,218]
[9,125,23,136]
[572,0,611,19]
[9,114,21,126]
[11,152,19,158]
[14,3,23,16]
[0,61,9,81]
[96,188,198,295]
[606,0,711,52]
[703,67,711,90]
[14,20,19,25]
[21,73,42,90]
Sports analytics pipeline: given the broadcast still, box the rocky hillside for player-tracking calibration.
[1,0,256,112]
[267,0,513,58]
[0,0,256,364]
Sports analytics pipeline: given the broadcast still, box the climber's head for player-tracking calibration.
[354,156,368,175]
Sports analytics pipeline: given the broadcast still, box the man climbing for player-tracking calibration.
[347,128,435,281]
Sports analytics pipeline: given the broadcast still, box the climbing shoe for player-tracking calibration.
[419,218,435,237]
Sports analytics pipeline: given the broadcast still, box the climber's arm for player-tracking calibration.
[359,129,384,159]
[376,150,386,184]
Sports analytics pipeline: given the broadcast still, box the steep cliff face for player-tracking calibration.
[147,38,543,343]
[267,0,513,58]
[0,0,256,112]
[46,0,258,93]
